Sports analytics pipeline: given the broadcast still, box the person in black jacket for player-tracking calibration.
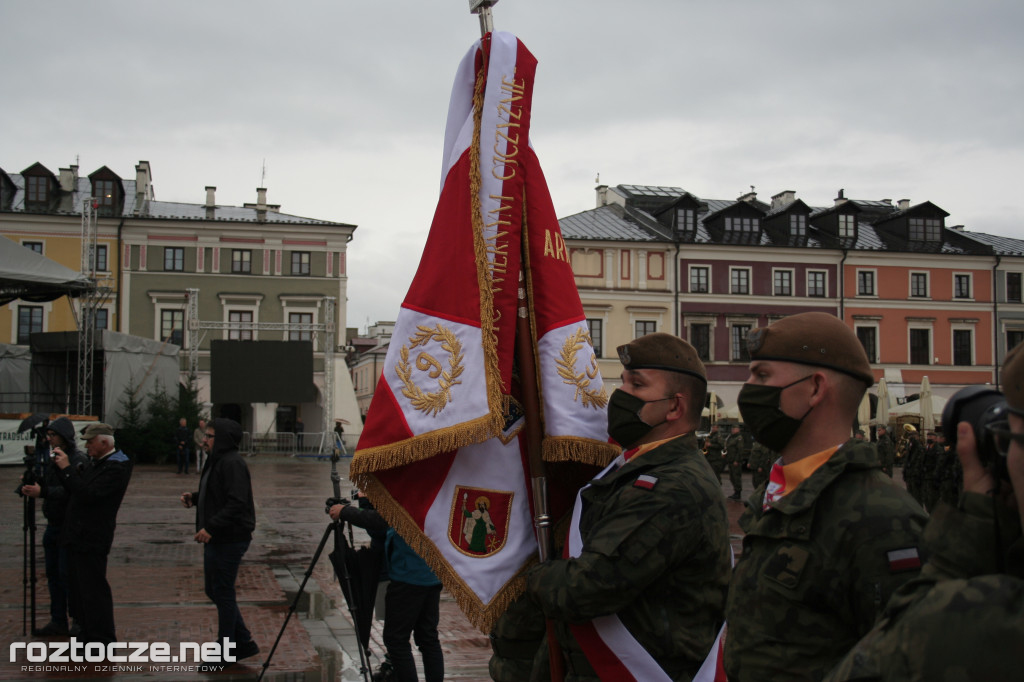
[20,416,89,636]
[175,417,191,474]
[54,422,132,645]
[181,418,259,661]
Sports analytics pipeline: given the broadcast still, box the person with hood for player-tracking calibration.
[53,423,132,645]
[20,416,88,636]
[181,418,259,661]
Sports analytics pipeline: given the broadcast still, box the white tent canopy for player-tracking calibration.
[0,236,92,305]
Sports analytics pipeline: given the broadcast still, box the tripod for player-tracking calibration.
[22,492,37,636]
[258,453,373,682]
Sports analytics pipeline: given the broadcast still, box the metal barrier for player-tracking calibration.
[239,431,351,457]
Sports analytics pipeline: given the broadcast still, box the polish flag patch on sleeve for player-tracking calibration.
[634,474,658,490]
[887,547,921,572]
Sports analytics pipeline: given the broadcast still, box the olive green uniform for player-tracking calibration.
[901,436,925,504]
[704,430,726,483]
[749,442,777,491]
[875,433,895,478]
[724,439,928,682]
[527,435,731,682]
[725,432,745,499]
[824,493,1024,681]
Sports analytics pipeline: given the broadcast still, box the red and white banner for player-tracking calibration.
[352,32,616,631]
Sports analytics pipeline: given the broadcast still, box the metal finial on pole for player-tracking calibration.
[469,0,498,36]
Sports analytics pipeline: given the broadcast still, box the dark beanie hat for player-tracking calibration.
[746,312,874,386]
[1002,341,1024,413]
[617,332,706,384]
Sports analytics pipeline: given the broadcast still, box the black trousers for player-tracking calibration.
[383,581,443,682]
[67,549,116,644]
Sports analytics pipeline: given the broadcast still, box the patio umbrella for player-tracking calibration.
[876,378,890,426]
[920,376,935,432]
[857,393,871,435]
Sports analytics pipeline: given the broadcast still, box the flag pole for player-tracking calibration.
[469,0,499,36]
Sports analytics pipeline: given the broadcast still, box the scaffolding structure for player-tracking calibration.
[75,199,112,416]
[186,288,336,438]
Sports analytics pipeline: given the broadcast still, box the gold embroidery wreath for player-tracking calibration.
[396,324,466,416]
[556,328,608,409]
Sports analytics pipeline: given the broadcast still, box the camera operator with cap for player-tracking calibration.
[826,342,1024,681]
[54,422,132,645]
[526,332,731,681]
[20,416,88,637]
[724,312,927,682]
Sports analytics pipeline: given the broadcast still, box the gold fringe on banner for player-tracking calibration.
[543,437,618,467]
[350,414,497,476]
[359,473,532,633]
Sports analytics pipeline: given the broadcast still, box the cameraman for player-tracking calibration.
[329,497,444,682]
[826,346,1024,681]
[20,417,87,637]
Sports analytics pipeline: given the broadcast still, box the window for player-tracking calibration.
[1008,273,1022,303]
[838,214,856,238]
[725,217,759,233]
[857,270,875,296]
[910,328,931,365]
[909,218,941,242]
[164,247,184,271]
[26,176,48,203]
[691,323,711,362]
[807,271,826,297]
[232,250,252,274]
[910,272,928,298]
[22,241,43,255]
[856,326,877,363]
[160,309,184,346]
[291,251,311,276]
[676,208,695,233]
[90,244,109,272]
[1008,330,1024,352]
[731,268,750,295]
[635,320,656,338]
[17,306,43,344]
[690,266,709,293]
[93,179,115,207]
[587,319,603,357]
[228,310,254,340]
[789,214,806,236]
[94,309,109,331]
[731,324,751,362]
[289,312,314,341]
[953,329,973,366]
[773,269,793,296]
[954,274,972,299]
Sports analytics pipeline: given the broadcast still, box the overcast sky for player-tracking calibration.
[3,1,1022,332]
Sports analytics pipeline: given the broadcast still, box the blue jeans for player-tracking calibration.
[43,524,70,627]
[203,540,252,645]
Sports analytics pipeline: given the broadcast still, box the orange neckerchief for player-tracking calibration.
[763,444,840,510]
[623,435,679,462]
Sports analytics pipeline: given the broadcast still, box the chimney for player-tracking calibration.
[58,165,79,192]
[950,224,965,232]
[596,184,609,207]
[834,188,846,207]
[738,186,757,203]
[256,187,267,222]
[205,186,216,208]
[898,198,911,211]
[135,161,153,214]
[771,190,796,211]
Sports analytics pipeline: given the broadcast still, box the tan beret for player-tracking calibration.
[617,332,706,384]
[1002,341,1024,413]
[746,312,874,386]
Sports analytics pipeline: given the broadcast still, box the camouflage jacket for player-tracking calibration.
[705,431,726,457]
[824,493,1024,681]
[724,439,928,682]
[875,434,895,475]
[527,435,731,682]
[724,433,745,466]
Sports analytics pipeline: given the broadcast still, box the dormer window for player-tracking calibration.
[93,179,116,207]
[838,214,856,238]
[26,175,48,203]
[676,208,696,234]
[725,216,759,233]
[909,217,941,242]
[789,214,806,236]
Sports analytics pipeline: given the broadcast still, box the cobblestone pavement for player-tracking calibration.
[1,456,760,682]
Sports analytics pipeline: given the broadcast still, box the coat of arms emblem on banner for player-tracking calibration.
[448,485,513,557]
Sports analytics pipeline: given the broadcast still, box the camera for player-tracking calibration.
[325,496,350,514]
[942,385,1012,479]
[14,454,38,496]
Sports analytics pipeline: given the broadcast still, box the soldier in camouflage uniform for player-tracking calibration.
[937,434,962,507]
[875,425,895,478]
[748,440,776,491]
[825,342,1024,682]
[725,424,745,500]
[725,312,927,682]
[704,423,727,484]
[527,333,731,681]
[922,431,944,512]
[901,424,925,505]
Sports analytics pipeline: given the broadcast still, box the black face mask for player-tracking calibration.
[737,375,814,452]
[607,389,675,448]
